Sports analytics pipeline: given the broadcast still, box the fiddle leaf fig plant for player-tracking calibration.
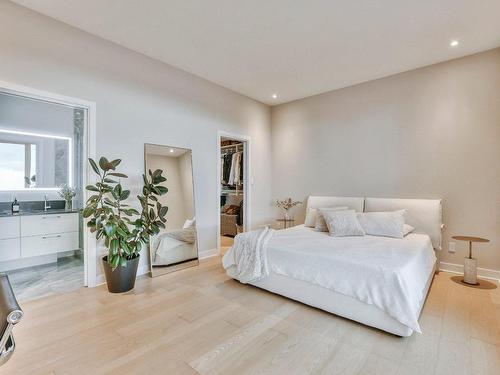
[83,157,168,270]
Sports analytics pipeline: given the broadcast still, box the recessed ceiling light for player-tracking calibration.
[272,94,278,99]
[450,40,459,47]
[169,149,174,153]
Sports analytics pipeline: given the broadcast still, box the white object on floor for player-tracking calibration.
[463,257,478,284]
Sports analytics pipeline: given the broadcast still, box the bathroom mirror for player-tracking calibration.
[145,144,198,277]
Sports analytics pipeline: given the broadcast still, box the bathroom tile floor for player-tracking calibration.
[6,254,84,302]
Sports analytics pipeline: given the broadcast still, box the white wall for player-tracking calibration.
[0,2,274,279]
[178,151,195,219]
[271,49,500,272]
[146,153,187,231]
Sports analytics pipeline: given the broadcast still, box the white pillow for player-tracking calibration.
[324,210,365,237]
[182,218,196,229]
[403,224,415,236]
[314,206,349,231]
[357,210,406,239]
[304,208,318,227]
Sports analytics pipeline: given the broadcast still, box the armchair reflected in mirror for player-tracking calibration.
[144,144,198,277]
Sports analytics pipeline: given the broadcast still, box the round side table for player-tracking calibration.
[451,235,489,285]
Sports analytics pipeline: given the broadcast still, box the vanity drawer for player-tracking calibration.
[21,231,79,258]
[0,216,20,240]
[0,238,21,262]
[21,213,79,237]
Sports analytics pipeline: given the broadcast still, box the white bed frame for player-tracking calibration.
[247,196,442,337]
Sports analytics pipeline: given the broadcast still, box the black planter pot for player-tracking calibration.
[102,255,140,293]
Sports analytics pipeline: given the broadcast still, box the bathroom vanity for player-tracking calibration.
[0,207,80,270]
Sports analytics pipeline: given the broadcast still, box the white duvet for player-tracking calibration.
[223,225,436,333]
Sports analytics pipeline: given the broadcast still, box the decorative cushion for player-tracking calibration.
[404,224,415,236]
[323,210,365,237]
[357,210,406,239]
[182,218,196,229]
[314,206,349,231]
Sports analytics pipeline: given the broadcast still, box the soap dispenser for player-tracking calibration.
[11,197,20,214]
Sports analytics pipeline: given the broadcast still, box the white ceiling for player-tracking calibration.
[12,0,500,105]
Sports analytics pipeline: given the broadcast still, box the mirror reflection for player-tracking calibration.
[145,144,198,276]
[0,130,70,190]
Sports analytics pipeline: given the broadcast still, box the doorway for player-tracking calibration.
[217,131,250,255]
[0,81,97,299]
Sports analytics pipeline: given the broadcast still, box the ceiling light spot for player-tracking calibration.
[450,40,459,47]
[169,149,174,153]
[272,94,278,99]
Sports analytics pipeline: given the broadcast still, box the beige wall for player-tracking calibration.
[178,151,195,219]
[272,49,500,271]
[0,2,274,277]
[145,154,187,231]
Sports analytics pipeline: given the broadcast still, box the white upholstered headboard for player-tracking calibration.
[306,195,443,250]
[364,197,443,250]
[306,196,365,213]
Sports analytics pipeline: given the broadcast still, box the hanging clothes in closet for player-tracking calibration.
[221,148,243,187]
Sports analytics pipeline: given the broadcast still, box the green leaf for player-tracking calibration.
[82,205,95,218]
[103,178,118,184]
[110,239,119,255]
[120,190,130,200]
[110,255,120,269]
[159,206,168,218]
[108,172,128,178]
[110,159,122,168]
[88,158,101,176]
[85,185,99,192]
[104,222,117,236]
[99,157,109,170]
[156,186,168,195]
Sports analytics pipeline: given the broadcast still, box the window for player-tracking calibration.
[0,141,37,189]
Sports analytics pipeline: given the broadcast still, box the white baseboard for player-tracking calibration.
[95,263,150,286]
[199,248,219,259]
[439,261,500,281]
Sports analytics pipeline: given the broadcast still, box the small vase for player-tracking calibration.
[65,199,73,211]
[284,211,290,220]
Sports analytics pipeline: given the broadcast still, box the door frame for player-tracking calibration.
[216,130,251,254]
[0,80,98,287]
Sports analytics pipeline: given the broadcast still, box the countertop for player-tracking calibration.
[0,208,81,218]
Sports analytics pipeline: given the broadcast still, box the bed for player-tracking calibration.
[223,196,442,336]
[152,228,197,267]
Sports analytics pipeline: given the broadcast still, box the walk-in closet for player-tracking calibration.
[219,137,245,252]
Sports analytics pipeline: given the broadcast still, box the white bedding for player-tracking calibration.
[154,230,197,266]
[223,224,436,333]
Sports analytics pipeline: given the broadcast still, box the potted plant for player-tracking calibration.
[275,198,302,220]
[83,157,168,293]
[58,184,77,210]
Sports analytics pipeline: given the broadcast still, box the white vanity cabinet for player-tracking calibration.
[0,217,21,262]
[0,212,79,263]
[20,213,79,257]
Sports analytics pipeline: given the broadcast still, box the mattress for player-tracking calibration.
[226,225,436,335]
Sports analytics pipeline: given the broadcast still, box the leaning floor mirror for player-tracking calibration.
[145,144,198,277]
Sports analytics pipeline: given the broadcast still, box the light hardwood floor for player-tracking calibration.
[5,256,500,375]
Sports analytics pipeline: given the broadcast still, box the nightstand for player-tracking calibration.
[276,218,294,229]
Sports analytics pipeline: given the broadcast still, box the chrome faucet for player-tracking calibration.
[44,195,51,211]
